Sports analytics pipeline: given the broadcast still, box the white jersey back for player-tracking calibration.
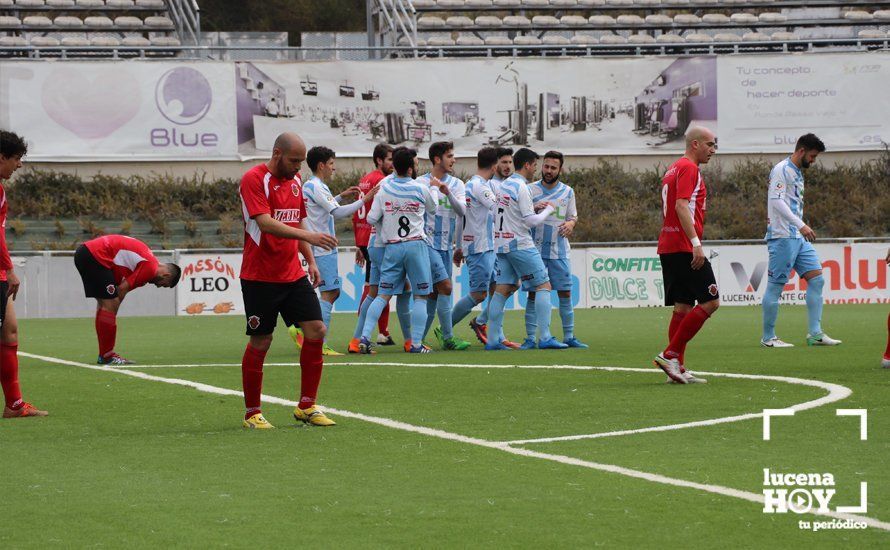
[301,175,338,257]
[493,173,536,253]
[368,176,436,244]
[529,181,577,260]
[766,157,805,240]
[462,174,497,255]
[416,173,466,251]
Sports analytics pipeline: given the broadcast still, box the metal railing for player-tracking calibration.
[166,0,201,46]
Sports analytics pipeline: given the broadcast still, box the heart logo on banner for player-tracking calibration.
[41,66,141,139]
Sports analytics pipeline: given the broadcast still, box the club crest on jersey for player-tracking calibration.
[106,284,116,295]
[291,183,301,197]
[248,315,261,330]
[708,284,719,296]
[274,209,302,223]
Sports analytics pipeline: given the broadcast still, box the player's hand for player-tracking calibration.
[340,186,361,200]
[453,248,464,267]
[800,224,816,242]
[307,263,322,288]
[691,246,706,270]
[307,232,338,250]
[430,177,449,194]
[558,220,576,237]
[6,270,19,300]
[364,185,380,202]
[534,201,553,213]
[886,248,889,265]
[355,248,365,267]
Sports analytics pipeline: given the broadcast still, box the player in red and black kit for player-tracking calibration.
[0,130,47,418]
[354,143,395,346]
[239,132,339,430]
[654,127,720,384]
[74,234,181,365]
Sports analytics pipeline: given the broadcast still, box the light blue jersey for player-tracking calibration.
[766,157,805,240]
[493,173,537,253]
[301,175,338,257]
[529,180,577,260]
[462,174,497,255]
[416,173,466,251]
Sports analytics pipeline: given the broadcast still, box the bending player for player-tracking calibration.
[653,127,718,384]
[524,150,587,349]
[290,145,372,355]
[761,133,840,348]
[0,130,47,418]
[358,148,437,354]
[486,148,566,351]
[238,132,338,429]
[74,234,181,365]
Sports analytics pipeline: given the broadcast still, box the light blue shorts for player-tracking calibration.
[466,250,496,293]
[368,246,385,286]
[495,248,549,291]
[380,240,432,296]
[315,252,341,292]
[543,258,572,292]
[428,245,451,284]
[767,238,822,285]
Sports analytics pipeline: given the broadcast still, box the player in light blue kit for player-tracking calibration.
[451,147,498,332]
[359,147,439,354]
[486,148,568,351]
[761,133,841,348]
[415,141,471,351]
[524,150,587,349]
[291,146,369,355]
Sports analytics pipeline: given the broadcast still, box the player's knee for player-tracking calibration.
[703,300,720,315]
[557,290,571,299]
[302,320,326,340]
[535,283,551,292]
[437,280,452,295]
[323,289,341,303]
[1,323,18,345]
[471,291,487,303]
[249,334,273,351]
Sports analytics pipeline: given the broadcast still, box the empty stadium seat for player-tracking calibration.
[492,0,520,6]
[418,16,446,28]
[16,0,45,6]
[23,16,53,27]
[857,29,885,38]
[701,14,729,24]
[617,15,645,26]
[55,16,84,27]
[503,15,531,27]
[0,16,21,27]
[484,35,512,45]
[438,0,465,7]
[475,15,502,27]
[685,33,713,42]
[122,35,151,46]
[91,36,121,46]
[428,36,456,46]
[714,32,742,42]
[844,11,873,21]
[84,16,113,27]
[150,36,180,46]
[606,0,633,6]
[136,0,166,7]
[412,0,435,6]
[0,0,13,6]
[76,0,104,6]
[628,33,655,43]
[875,11,890,21]
[570,32,598,44]
[742,32,770,41]
[60,36,89,46]
[663,0,690,5]
[513,35,542,45]
[47,0,75,6]
[645,14,672,25]
[656,33,686,43]
[674,14,701,25]
[115,16,144,28]
[145,16,174,29]
[456,34,484,45]
[578,0,605,6]
[543,35,571,45]
[521,0,549,6]
[532,15,560,27]
[465,0,491,7]
[106,0,135,6]
[445,16,473,27]
[636,0,661,5]
[758,13,787,23]
[561,15,588,26]
[0,36,27,46]
[30,36,61,46]
[551,0,578,6]
[730,13,758,24]
[599,34,627,44]
[589,15,616,25]
[770,31,799,41]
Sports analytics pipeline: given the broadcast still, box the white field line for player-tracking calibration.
[19,352,889,532]
[114,361,852,446]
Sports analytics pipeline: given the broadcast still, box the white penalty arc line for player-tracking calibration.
[19,352,890,532]
[115,361,852,446]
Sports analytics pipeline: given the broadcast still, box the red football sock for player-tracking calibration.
[241,344,266,415]
[668,310,687,368]
[299,337,324,409]
[95,309,117,358]
[0,342,23,409]
[378,299,391,336]
[885,312,890,358]
[664,306,711,360]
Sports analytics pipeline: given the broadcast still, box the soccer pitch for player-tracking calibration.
[3,305,888,547]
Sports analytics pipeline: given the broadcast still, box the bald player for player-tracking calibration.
[238,132,339,429]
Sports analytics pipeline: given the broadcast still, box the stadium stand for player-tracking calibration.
[0,0,196,57]
[368,0,890,57]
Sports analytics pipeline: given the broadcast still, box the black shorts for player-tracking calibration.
[74,244,118,299]
[0,281,7,328]
[660,252,719,307]
[241,276,322,336]
[359,245,371,283]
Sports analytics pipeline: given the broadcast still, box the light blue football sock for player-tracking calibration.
[411,298,429,345]
[535,290,553,342]
[761,282,783,341]
[487,292,508,347]
[525,296,537,341]
[320,300,334,341]
[559,295,574,341]
[806,275,825,337]
[396,293,412,342]
[476,295,491,325]
[437,294,454,339]
[451,294,479,326]
[423,297,437,341]
[353,295,372,339]
[362,296,388,340]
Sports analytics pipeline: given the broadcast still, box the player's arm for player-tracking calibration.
[453,216,464,267]
[520,187,554,228]
[674,199,705,270]
[0,222,18,299]
[559,191,578,237]
[297,222,323,288]
[254,214,338,250]
[367,192,384,226]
